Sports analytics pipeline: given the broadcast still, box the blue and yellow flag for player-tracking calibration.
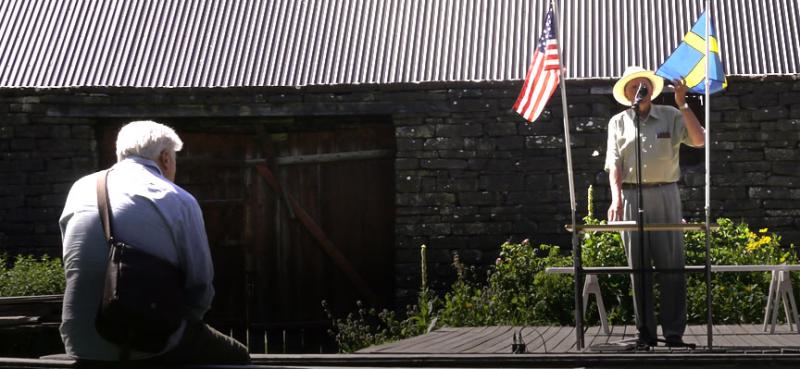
[656,10,727,94]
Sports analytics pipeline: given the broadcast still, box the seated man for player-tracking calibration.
[59,120,249,363]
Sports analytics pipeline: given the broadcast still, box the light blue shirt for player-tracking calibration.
[59,156,214,360]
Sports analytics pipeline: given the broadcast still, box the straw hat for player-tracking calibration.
[612,66,664,106]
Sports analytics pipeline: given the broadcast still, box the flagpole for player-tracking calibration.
[704,0,714,350]
[550,0,582,350]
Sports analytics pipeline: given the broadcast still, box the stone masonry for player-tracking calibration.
[0,75,798,304]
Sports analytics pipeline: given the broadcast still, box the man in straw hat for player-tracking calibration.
[604,66,705,347]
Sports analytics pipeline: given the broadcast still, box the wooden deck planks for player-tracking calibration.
[464,326,516,353]
[551,326,579,352]
[718,324,751,347]
[444,326,503,353]
[582,325,604,349]
[710,324,734,347]
[519,326,557,353]
[742,324,789,349]
[738,324,777,348]
[451,325,512,353]
[361,327,461,353]
[359,324,800,354]
[686,323,711,347]
[535,326,570,352]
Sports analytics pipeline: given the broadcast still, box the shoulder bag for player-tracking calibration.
[95,169,186,354]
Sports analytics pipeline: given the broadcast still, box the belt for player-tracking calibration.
[621,182,675,189]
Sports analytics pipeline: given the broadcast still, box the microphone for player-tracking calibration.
[633,83,648,105]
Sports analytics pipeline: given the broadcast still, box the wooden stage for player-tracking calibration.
[1,325,799,368]
[358,324,800,354]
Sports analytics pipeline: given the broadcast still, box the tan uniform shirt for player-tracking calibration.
[604,105,700,184]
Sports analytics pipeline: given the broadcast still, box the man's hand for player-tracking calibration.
[607,201,623,222]
[672,78,705,147]
[672,78,688,106]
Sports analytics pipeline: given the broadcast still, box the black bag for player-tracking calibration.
[95,169,186,354]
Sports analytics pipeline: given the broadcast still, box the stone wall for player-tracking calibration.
[0,75,798,304]
[391,76,800,299]
[0,93,97,253]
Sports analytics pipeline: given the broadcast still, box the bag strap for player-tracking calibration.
[96,169,114,243]
[96,169,133,360]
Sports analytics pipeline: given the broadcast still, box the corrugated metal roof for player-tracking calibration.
[1,0,798,88]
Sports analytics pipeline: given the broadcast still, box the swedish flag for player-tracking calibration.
[656,10,727,94]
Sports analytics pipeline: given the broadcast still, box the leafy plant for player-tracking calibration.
[325,245,438,352]
[0,254,65,296]
[579,187,633,325]
[326,187,799,352]
[684,219,799,323]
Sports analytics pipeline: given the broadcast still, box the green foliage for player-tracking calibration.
[684,218,799,323]
[435,242,574,327]
[578,215,800,325]
[323,300,399,353]
[323,290,438,353]
[327,187,799,352]
[437,252,494,326]
[580,215,634,324]
[325,245,438,353]
[0,254,65,296]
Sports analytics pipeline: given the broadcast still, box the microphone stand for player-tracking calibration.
[589,87,650,352]
[631,91,650,348]
[630,88,696,350]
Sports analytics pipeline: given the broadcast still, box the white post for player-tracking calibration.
[550,0,581,350]
[550,1,576,217]
[704,0,714,349]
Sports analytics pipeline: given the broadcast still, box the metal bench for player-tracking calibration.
[545,265,800,334]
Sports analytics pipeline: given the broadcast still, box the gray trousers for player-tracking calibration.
[153,320,250,364]
[621,183,686,341]
[74,321,250,366]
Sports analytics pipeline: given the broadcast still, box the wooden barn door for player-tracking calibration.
[99,119,395,350]
[251,122,396,328]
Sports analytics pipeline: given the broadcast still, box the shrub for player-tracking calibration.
[326,187,799,352]
[684,219,799,323]
[322,300,400,353]
[325,245,437,352]
[580,216,634,325]
[0,254,66,297]
[579,216,799,326]
[438,252,495,326]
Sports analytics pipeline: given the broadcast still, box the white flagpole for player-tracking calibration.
[550,1,576,216]
[704,0,714,349]
[550,0,582,350]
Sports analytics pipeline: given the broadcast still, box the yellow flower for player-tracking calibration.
[759,228,768,233]
[746,235,772,252]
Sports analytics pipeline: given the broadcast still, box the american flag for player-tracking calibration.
[513,4,561,122]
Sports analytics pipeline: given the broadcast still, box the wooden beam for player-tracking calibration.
[565,223,719,232]
[0,295,63,305]
[0,316,40,327]
[180,150,393,168]
[246,149,393,166]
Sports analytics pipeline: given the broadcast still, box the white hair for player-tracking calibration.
[115,120,183,162]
